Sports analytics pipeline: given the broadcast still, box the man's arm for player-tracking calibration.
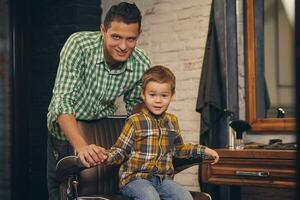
[57,114,106,167]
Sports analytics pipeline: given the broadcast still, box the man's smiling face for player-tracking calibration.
[101,21,140,68]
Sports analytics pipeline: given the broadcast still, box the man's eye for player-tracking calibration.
[127,38,136,43]
[112,35,120,40]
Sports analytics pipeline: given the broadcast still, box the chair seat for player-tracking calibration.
[77,192,210,200]
[190,191,212,200]
[78,194,131,200]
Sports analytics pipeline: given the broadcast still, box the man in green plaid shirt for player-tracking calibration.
[46,2,150,199]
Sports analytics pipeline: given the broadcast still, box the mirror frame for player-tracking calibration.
[245,0,296,132]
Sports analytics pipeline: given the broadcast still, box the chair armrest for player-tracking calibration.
[56,155,86,181]
[56,156,207,180]
[173,157,203,174]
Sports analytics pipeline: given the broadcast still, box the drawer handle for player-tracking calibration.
[235,171,270,177]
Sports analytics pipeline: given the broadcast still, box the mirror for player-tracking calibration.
[260,0,295,118]
[245,0,296,132]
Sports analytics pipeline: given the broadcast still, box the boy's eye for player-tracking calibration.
[149,93,156,97]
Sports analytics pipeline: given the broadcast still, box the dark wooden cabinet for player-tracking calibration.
[202,149,296,188]
[201,149,297,199]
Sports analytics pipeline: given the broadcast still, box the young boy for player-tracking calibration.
[104,65,219,200]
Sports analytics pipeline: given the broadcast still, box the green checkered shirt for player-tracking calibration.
[105,108,207,188]
[47,31,150,140]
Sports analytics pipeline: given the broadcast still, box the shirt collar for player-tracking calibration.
[142,108,168,124]
[97,33,134,73]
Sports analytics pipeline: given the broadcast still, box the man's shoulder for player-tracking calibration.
[131,47,151,67]
[68,31,100,40]
[65,31,101,48]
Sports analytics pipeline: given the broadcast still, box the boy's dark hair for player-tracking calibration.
[104,2,142,31]
[142,65,176,94]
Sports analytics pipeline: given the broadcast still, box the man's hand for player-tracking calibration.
[77,144,107,168]
[57,114,107,168]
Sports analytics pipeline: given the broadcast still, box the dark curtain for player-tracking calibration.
[196,0,238,199]
[196,0,239,149]
[195,2,226,149]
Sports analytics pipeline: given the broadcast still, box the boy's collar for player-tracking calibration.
[142,108,167,122]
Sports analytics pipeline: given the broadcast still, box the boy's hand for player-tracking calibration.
[204,148,219,165]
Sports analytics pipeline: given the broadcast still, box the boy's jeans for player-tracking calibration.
[121,176,193,200]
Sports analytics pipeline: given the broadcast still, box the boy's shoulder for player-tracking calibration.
[127,112,147,122]
[165,112,178,121]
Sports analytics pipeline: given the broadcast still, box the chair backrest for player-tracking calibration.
[75,116,207,199]
[76,116,127,196]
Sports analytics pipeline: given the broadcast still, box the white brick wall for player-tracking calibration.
[102,0,212,192]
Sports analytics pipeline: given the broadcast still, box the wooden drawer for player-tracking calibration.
[201,149,296,188]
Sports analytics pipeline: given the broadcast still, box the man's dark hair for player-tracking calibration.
[104,2,142,31]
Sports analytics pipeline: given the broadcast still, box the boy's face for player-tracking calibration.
[141,81,173,115]
[101,21,140,68]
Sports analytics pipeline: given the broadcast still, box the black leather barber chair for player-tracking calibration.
[56,116,212,200]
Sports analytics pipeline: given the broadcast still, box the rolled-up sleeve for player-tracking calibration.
[47,33,84,134]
